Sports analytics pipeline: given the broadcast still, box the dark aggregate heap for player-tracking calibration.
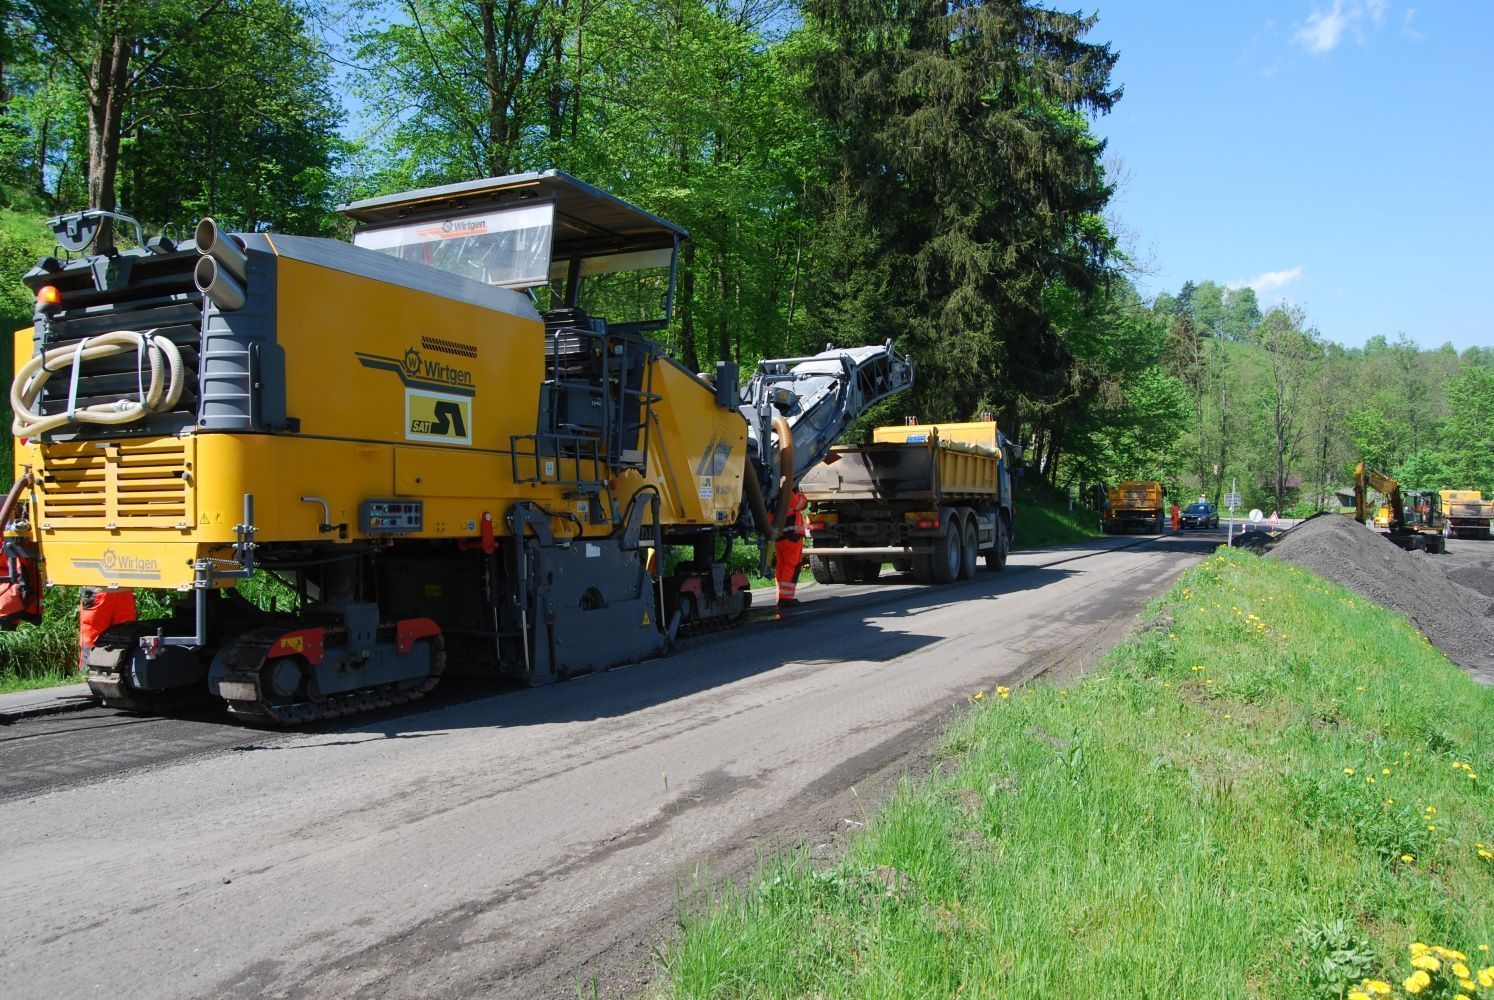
[1265,514,1494,678]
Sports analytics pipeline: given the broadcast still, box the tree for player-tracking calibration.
[1441,365,1494,492]
[1220,285,1260,341]
[1255,305,1321,513]
[802,0,1120,424]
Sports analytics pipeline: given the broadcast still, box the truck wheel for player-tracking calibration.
[828,558,851,584]
[930,521,961,584]
[958,518,978,581]
[984,515,1009,571]
[809,556,835,585]
[911,554,934,584]
[1156,512,1164,535]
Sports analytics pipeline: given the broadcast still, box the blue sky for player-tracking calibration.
[1088,1,1492,351]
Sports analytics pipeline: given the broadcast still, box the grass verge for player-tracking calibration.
[1012,478,1101,551]
[657,547,1494,999]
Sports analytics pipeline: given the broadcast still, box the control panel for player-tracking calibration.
[359,500,423,534]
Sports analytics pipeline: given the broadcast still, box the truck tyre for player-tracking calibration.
[984,514,1009,571]
[958,517,978,581]
[828,558,851,584]
[911,554,934,584]
[929,520,961,584]
[809,556,835,585]
[1156,512,1164,535]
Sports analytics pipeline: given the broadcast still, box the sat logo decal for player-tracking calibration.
[405,389,472,445]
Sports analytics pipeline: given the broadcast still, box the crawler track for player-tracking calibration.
[218,626,447,726]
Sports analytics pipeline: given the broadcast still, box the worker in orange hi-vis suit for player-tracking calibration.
[1171,500,1181,533]
[78,587,137,672]
[775,490,808,608]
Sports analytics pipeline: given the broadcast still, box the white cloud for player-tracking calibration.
[1402,7,1426,40]
[1294,1,1352,52]
[1232,267,1305,301]
[1292,0,1392,54]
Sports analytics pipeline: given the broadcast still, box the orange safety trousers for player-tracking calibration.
[78,588,137,670]
[775,536,804,602]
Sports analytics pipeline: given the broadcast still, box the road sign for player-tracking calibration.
[1249,509,1264,523]
[1268,511,1279,525]
[1224,492,1241,510]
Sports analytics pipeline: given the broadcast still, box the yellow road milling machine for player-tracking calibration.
[7,172,911,723]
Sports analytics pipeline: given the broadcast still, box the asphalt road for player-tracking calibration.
[0,529,1221,999]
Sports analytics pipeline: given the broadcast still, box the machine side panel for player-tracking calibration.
[638,357,747,526]
[274,255,543,450]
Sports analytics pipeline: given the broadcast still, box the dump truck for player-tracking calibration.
[1354,464,1445,553]
[1439,489,1491,540]
[797,421,1017,585]
[1101,480,1166,534]
[4,171,912,724]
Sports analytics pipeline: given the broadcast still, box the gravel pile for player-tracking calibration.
[1266,514,1494,674]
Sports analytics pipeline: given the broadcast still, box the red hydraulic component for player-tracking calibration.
[396,617,441,654]
[268,628,326,665]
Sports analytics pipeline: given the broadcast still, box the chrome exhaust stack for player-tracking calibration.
[194,255,246,311]
[193,217,248,311]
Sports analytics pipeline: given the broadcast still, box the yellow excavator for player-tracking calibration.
[1353,463,1446,553]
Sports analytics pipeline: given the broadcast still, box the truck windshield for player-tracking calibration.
[352,202,555,288]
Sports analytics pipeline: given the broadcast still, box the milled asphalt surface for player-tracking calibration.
[0,529,1220,999]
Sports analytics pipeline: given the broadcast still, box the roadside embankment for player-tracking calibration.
[657,548,1494,998]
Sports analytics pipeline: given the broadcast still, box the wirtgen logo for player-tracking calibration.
[357,347,477,396]
[71,548,162,581]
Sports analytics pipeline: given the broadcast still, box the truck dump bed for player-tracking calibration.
[1440,489,1491,539]
[1108,480,1163,511]
[799,422,1002,503]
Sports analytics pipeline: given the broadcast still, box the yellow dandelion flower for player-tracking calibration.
[1427,825,1436,832]
[1402,853,1416,863]
[1453,962,1470,978]
[1411,943,1431,956]
[1460,980,1477,992]
[1454,994,1472,1000]
[1344,768,1356,775]
[1363,981,1392,996]
[1478,967,1494,987]
[1382,768,1391,775]
[1479,849,1492,859]
[1385,798,1395,805]
[1479,943,1490,953]
[1191,664,1202,671]
[972,692,985,700]
[1367,776,1376,784]
[1348,991,1370,1000]
[1405,969,1431,993]
[1412,954,1440,972]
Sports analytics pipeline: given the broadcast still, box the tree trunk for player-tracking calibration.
[679,242,698,373]
[480,1,504,175]
[87,28,131,250]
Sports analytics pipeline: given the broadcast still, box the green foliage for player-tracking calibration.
[802,0,1120,423]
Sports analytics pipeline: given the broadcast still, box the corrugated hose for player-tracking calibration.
[10,329,185,437]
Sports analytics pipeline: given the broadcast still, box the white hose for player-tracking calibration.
[10,330,185,437]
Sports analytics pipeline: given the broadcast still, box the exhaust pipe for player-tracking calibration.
[194,217,248,283]
[194,255,246,311]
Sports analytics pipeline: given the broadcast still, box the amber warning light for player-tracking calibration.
[35,285,60,307]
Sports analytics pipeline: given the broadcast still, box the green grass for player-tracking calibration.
[1011,477,1103,550]
[657,548,1494,999]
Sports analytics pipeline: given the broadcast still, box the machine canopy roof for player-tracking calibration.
[337,170,686,261]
